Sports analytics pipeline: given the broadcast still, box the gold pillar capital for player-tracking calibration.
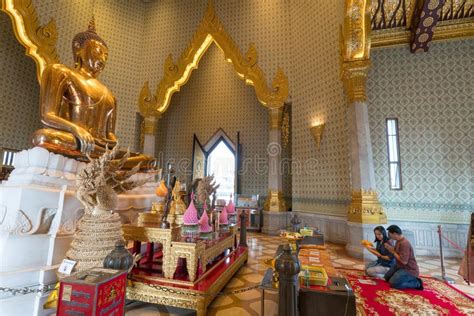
[139,114,160,152]
[143,116,159,135]
[341,59,371,104]
[269,107,283,130]
[264,191,286,212]
[348,190,386,224]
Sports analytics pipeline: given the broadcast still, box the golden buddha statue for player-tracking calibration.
[32,19,154,169]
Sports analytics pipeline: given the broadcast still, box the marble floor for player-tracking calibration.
[125,232,473,315]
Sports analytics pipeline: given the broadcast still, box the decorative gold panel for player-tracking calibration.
[264,191,286,212]
[341,0,372,103]
[139,1,289,117]
[348,190,387,224]
[341,0,372,62]
[2,0,60,82]
[341,59,371,103]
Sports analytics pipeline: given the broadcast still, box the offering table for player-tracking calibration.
[121,222,247,316]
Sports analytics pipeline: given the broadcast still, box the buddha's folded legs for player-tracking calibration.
[32,128,83,158]
[32,128,156,170]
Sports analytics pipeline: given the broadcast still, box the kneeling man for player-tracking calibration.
[383,225,423,290]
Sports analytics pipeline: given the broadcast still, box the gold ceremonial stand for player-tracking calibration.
[122,216,247,316]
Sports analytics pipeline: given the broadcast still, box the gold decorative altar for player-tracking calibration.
[122,220,247,316]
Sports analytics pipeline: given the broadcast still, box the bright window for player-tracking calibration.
[386,118,402,190]
[2,149,16,167]
[206,141,235,200]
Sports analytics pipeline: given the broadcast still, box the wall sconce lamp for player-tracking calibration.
[310,123,325,150]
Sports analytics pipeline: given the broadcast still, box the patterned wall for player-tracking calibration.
[2,1,470,224]
[0,12,41,150]
[368,40,473,224]
[148,0,292,197]
[290,0,351,216]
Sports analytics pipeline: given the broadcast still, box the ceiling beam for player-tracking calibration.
[410,0,447,53]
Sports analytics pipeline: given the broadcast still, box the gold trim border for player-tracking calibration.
[2,0,60,82]
[138,1,289,117]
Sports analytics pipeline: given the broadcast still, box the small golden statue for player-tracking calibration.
[170,180,186,216]
[32,18,154,169]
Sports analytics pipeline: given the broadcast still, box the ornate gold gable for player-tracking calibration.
[2,0,60,82]
[138,1,289,118]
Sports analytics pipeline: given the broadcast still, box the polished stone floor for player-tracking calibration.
[125,232,472,315]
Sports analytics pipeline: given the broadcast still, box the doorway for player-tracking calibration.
[207,140,235,200]
[191,128,240,199]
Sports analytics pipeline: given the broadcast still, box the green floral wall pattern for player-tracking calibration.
[368,40,473,224]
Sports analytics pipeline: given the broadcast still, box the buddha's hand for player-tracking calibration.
[74,126,95,154]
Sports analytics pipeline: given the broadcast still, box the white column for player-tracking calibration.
[141,116,158,157]
[348,101,377,191]
[264,108,286,212]
[268,127,283,192]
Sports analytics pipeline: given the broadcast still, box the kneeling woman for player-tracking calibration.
[364,226,395,278]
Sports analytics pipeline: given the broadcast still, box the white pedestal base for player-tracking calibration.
[0,147,159,316]
[345,222,379,262]
[262,211,290,235]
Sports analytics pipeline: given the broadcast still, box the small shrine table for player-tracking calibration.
[265,240,356,316]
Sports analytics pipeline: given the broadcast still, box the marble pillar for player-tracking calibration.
[343,60,386,260]
[264,108,286,213]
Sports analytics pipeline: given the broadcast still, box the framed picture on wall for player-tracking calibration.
[236,194,259,208]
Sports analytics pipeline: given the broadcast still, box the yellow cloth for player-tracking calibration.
[43,282,59,309]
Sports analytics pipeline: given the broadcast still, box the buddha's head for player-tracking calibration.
[72,18,108,76]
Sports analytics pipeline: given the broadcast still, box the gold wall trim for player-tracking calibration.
[139,1,289,117]
[2,0,60,83]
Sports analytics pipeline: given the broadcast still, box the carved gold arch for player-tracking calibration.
[138,1,289,118]
[2,0,60,83]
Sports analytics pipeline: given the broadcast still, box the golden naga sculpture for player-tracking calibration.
[31,19,154,169]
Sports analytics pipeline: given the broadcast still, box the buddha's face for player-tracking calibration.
[75,39,108,76]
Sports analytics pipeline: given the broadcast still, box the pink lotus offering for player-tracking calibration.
[183,199,199,225]
[182,192,199,238]
[219,206,228,225]
[199,210,212,233]
[226,196,235,215]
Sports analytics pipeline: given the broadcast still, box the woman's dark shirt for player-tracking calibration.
[375,240,395,267]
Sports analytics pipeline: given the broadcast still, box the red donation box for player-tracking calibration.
[57,268,127,316]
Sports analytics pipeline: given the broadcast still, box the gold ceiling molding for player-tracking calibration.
[138,1,289,118]
[2,0,60,83]
[370,0,474,48]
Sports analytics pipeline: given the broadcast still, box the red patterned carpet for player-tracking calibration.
[340,269,474,316]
